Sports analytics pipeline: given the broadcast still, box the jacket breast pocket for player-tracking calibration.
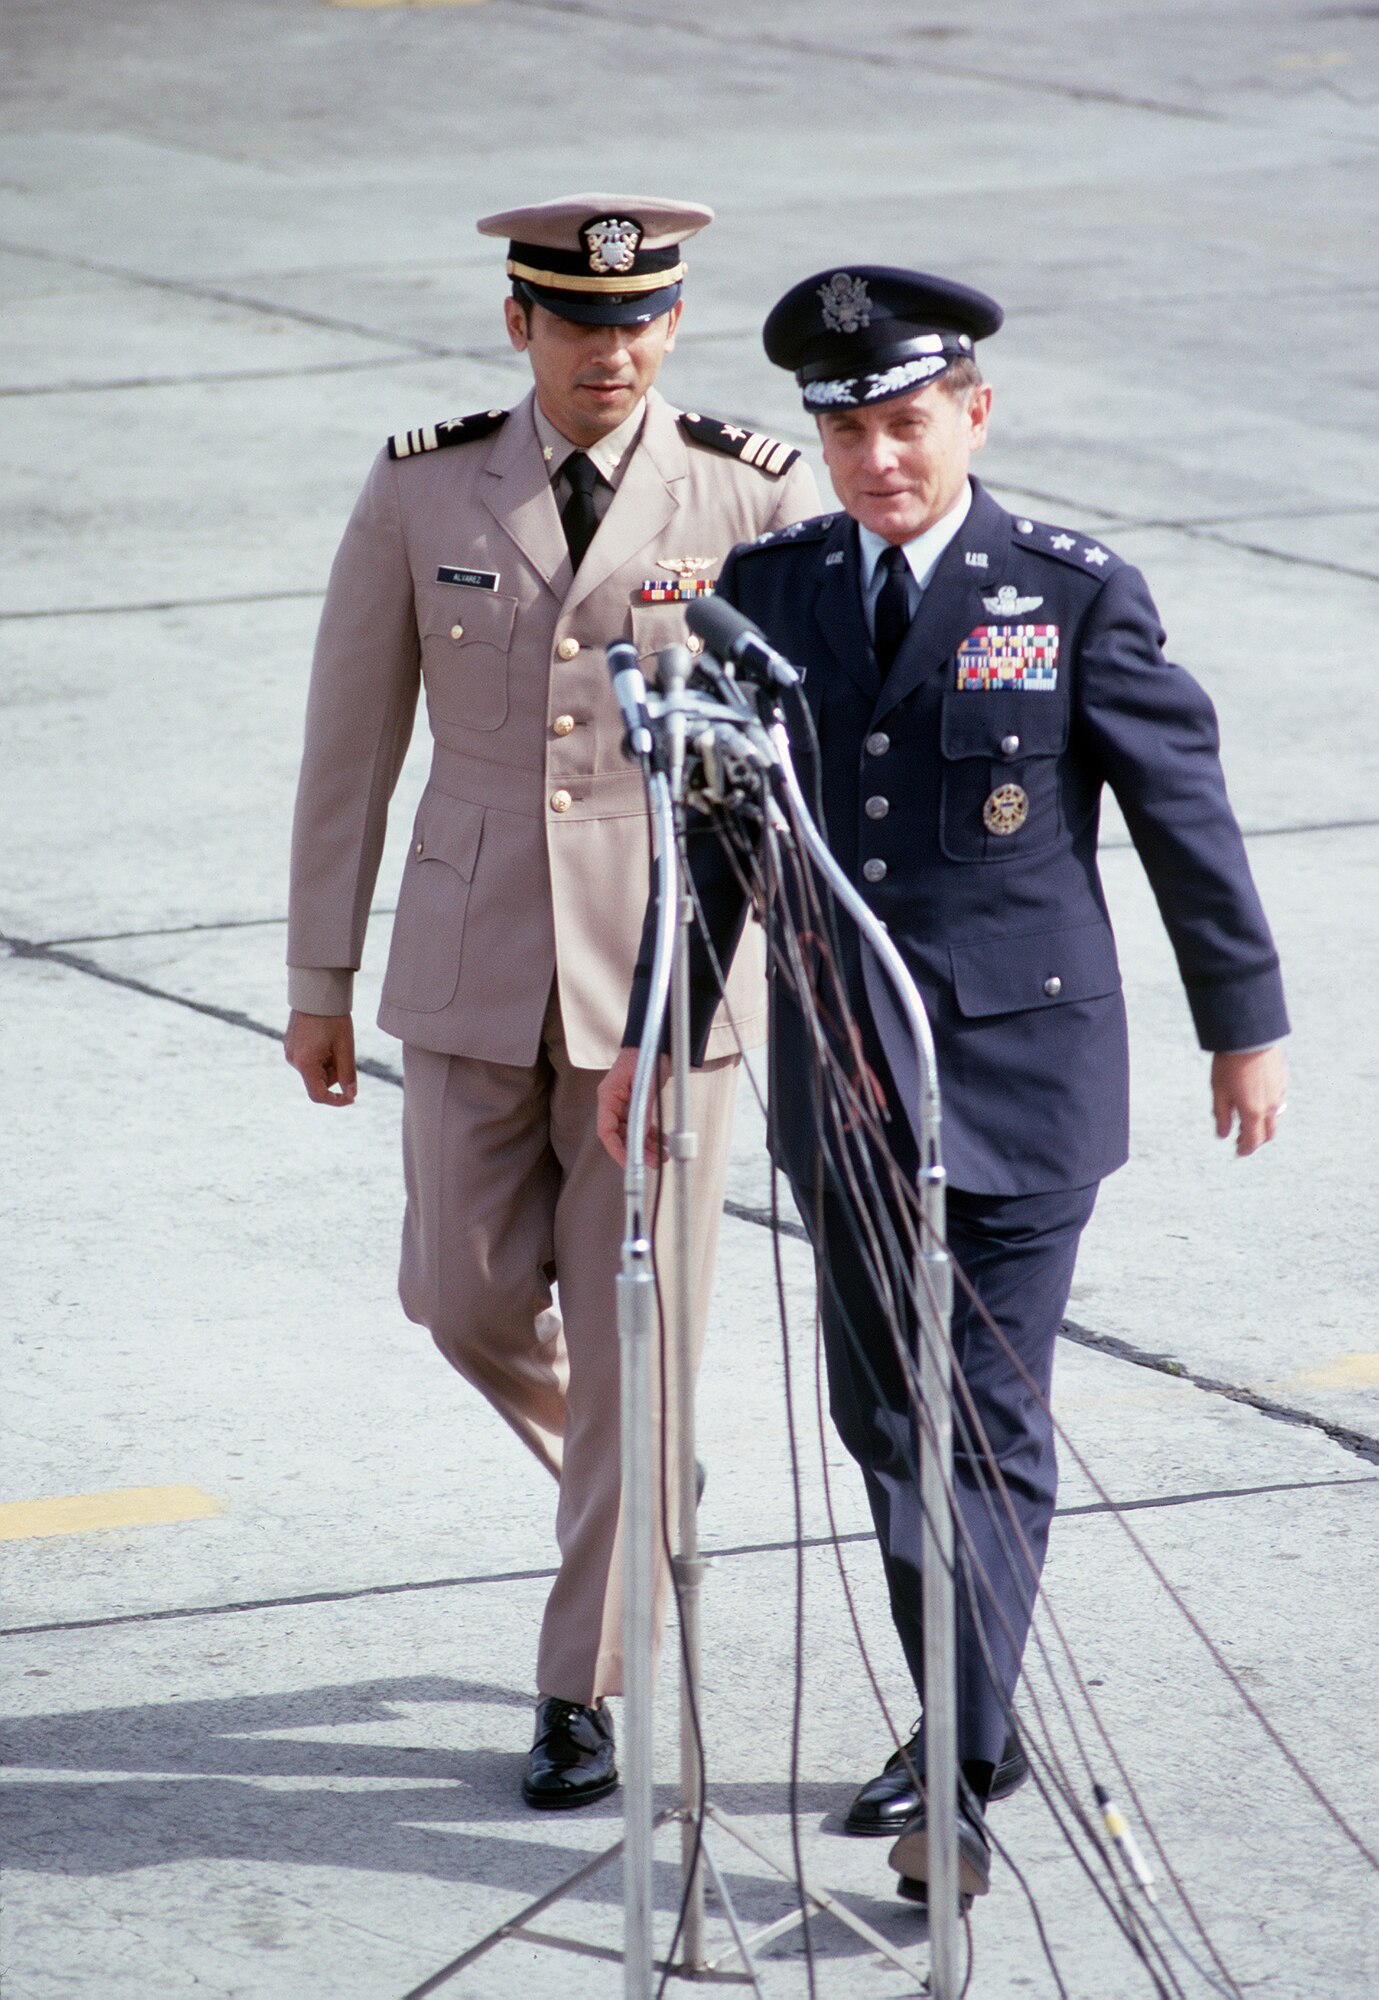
[381,791,485,1014]
[938,689,1069,863]
[421,589,517,732]
[630,603,691,663]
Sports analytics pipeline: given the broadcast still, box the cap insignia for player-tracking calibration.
[581,216,643,276]
[818,272,872,334]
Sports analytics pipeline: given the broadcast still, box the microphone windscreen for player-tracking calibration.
[605,638,640,677]
[685,594,763,659]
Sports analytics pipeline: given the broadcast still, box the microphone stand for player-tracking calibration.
[402,641,955,2000]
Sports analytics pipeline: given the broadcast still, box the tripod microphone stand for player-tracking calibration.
[404,631,960,2000]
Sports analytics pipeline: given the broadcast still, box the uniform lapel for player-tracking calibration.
[810,515,879,698]
[562,389,682,616]
[871,480,1012,722]
[479,389,567,591]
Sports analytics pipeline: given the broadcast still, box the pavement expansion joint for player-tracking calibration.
[0,587,324,622]
[1060,1319,1379,1467]
[4,939,1371,1458]
[3,1472,1370,1643]
[503,0,1233,123]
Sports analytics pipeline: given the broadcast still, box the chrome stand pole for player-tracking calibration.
[772,725,961,1998]
[617,766,681,2000]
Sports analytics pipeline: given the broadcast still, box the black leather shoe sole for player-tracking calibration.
[843,1730,1029,1835]
[895,1875,974,1914]
[888,1808,991,1898]
[521,1767,619,1810]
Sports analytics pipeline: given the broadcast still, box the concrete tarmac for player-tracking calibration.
[2,1,1378,1994]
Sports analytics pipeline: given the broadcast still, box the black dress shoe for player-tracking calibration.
[521,1697,618,1810]
[843,1723,1028,1835]
[888,1793,992,1901]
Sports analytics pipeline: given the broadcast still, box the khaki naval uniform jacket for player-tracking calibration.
[287,387,819,1061]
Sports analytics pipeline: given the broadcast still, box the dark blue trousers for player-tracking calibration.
[812,1180,1098,1769]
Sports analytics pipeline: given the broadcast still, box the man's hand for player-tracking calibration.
[596,1047,668,1168]
[1211,1046,1288,1157]
[284,1011,357,1106]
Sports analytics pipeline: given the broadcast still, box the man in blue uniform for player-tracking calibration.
[598,266,1288,1903]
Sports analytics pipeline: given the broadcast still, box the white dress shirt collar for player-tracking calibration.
[858,480,973,602]
[532,396,647,488]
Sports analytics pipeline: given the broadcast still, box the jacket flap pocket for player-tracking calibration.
[421,589,518,648]
[949,921,1120,1019]
[941,690,1068,760]
[413,792,484,881]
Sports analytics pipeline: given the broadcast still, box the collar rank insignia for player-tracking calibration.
[638,556,716,604]
[387,408,508,461]
[957,625,1060,692]
[982,584,1044,616]
[678,411,801,477]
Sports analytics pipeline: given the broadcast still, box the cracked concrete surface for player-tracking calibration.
[2,0,1378,1994]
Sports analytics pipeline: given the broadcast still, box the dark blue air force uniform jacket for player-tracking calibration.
[666,477,1289,1197]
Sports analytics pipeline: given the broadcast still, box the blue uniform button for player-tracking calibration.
[862,858,887,884]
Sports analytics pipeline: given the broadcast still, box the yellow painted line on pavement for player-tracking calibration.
[1278,1353,1379,1391]
[0,1486,226,1541]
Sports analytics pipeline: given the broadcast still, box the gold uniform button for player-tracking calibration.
[556,637,581,661]
[415,839,424,855]
[552,714,576,737]
[550,789,573,814]
[687,634,703,655]
[450,623,464,641]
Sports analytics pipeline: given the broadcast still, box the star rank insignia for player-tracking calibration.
[1050,533,1076,551]
[1083,545,1109,566]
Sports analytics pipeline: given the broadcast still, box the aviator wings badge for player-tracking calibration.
[982,584,1045,617]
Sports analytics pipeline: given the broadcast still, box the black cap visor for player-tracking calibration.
[516,277,683,327]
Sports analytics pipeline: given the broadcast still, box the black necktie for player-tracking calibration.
[560,451,602,571]
[873,543,913,671]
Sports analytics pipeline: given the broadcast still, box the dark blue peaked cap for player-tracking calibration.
[764,266,1003,411]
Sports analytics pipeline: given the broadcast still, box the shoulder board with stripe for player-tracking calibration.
[740,513,838,554]
[677,411,801,478]
[1010,513,1124,577]
[387,408,509,462]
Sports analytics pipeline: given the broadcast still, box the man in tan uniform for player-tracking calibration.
[284,195,819,1807]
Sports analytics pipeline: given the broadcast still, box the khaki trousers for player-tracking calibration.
[398,987,738,1704]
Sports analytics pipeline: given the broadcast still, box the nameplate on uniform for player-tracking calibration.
[437,565,500,591]
[956,625,1059,691]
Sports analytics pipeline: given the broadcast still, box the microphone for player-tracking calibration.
[685,596,801,689]
[605,639,653,761]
